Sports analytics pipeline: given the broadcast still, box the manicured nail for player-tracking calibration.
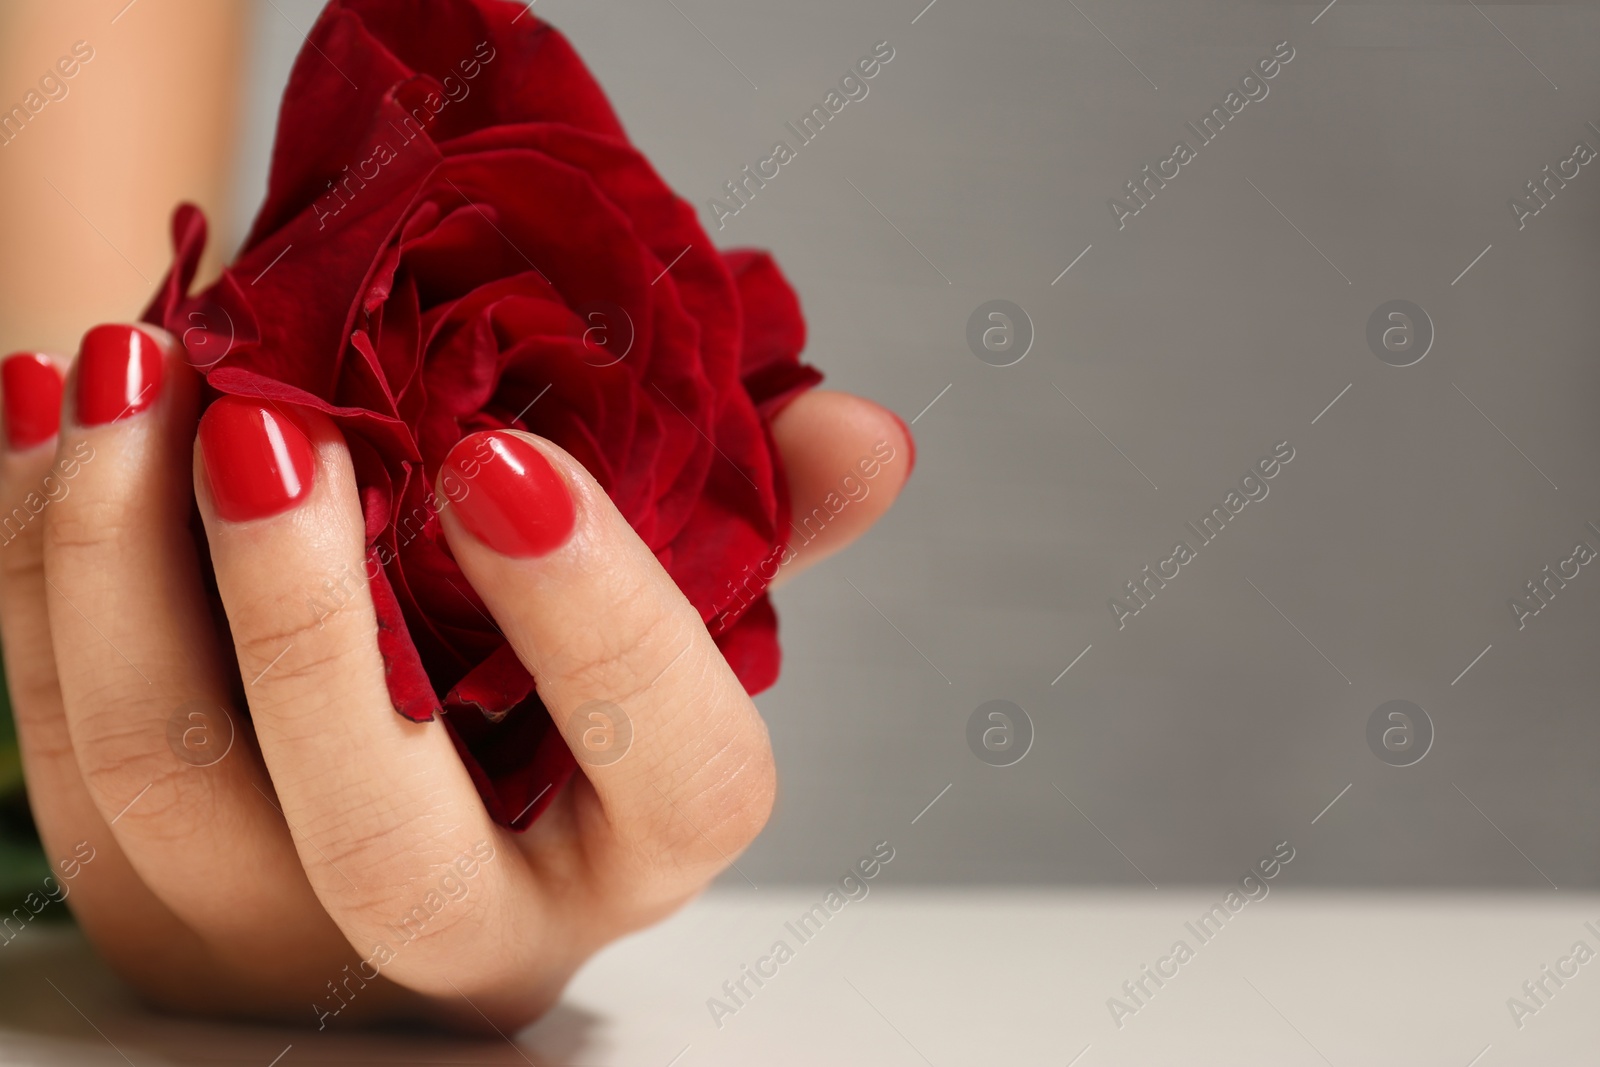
[889,411,917,478]
[199,396,316,522]
[2,353,63,450]
[441,432,575,558]
[76,324,164,426]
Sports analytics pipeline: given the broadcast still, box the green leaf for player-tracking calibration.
[0,652,48,895]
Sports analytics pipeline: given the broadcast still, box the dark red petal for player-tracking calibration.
[339,330,405,422]
[367,545,443,722]
[442,655,577,831]
[713,594,781,695]
[146,3,815,833]
[725,249,823,418]
[444,641,535,719]
[249,0,627,247]
[338,0,627,140]
[141,203,208,329]
[244,6,421,249]
[206,367,422,464]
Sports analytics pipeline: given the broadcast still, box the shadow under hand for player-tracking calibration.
[0,928,604,1066]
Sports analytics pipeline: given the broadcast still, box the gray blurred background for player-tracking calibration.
[246,0,1600,889]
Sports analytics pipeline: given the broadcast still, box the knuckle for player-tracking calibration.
[632,730,777,880]
[299,795,419,880]
[727,744,778,841]
[110,775,226,846]
[70,692,167,779]
[250,636,349,691]
[43,494,131,557]
[4,661,62,723]
[231,607,354,689]
[311,822,505,951]
[0,535,44,586]
[11,716,76,778]
[561,608,692,709]
[69,705,217,836]
[71,686,182,756]
[0,483,57,559]
[689,742,778,853]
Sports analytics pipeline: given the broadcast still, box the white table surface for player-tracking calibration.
[2,888,1596,1066]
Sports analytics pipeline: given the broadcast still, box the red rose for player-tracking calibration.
[143,0,819,830]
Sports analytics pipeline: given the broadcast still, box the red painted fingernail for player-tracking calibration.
[441,432,575,558]
[76,324,164,426]
[889,411,917,478]
[199,396,316,522]
[2,353,63,449]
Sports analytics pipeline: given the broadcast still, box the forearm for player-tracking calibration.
[0,0,245,354]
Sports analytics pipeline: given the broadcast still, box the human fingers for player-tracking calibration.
[0,346,256,1008]
[0,351,88,851]
[41,325,348,984]
[767,389,914,589]
[192,396,551,1001]
[435,430,775,904]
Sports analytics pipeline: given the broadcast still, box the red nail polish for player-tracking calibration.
[2,353,63,449]
[441,432,575,558]
[76,324,164,426]
[199,396,316,522]
[890,411,917,478]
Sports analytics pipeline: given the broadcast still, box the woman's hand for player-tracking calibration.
[0,324,911,1030]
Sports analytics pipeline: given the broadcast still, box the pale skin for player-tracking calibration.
[0,0,244,352]
[0,0,912,1032]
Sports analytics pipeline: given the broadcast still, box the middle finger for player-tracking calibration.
[191,394,549,998]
